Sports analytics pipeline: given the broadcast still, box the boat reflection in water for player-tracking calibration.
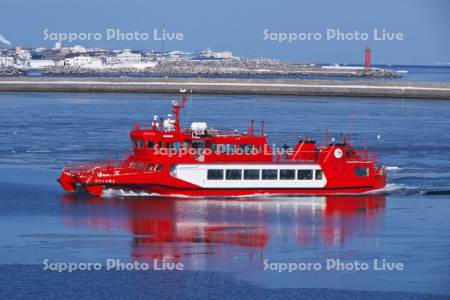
[60,194,385,270]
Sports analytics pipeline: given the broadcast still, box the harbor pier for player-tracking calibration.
[0,77,449,99]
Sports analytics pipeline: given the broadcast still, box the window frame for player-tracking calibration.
[244,169,260,180]
[207,169,224,180]
[280,169,295,180]
[225,169,242,180]
[262,169,278,180]
[354,167,369,177]
[297,169,313,180]
[315,169,323,180]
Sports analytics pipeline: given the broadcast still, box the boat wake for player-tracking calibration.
[385,165,401,171]
[102,188,191,198]
[101,189,298,199]
[380,183,450,196]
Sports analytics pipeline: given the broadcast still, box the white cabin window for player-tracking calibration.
[207,169,224,180]
[280,169,295,180]
[298,170,313,180]
[226,169,242,180]
[315,170,323,180]
[244,169,260,180]
[354,167,369,177]
[262,169,277,180]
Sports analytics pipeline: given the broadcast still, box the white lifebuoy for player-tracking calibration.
[334,148,343,159]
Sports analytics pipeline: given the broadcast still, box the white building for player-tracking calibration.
[64,56,103,68]
[211,50,233,59]
[116,50,142,63]
[15,48,32,60]
[69,45,88,53]
[168,50,190,59]
[0,56,14,67]
[26,59,56,69]
[200,49,235,60]
[54,41,62,50]
[104,55,119,65]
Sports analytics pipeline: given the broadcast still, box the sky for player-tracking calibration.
[0,0,449,65]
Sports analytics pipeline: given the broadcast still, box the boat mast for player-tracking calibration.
[172,93,189,132]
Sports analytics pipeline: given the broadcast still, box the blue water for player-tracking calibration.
[0,92,449,298]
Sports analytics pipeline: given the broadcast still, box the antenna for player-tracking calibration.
[249,119,254,136]
[172,90,190,132]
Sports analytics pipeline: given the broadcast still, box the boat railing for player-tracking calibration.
[271,147,378,163]
[353,148,378,162]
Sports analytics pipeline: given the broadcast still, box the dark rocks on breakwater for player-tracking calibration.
[0,67,25,77]
[41,60,401,78]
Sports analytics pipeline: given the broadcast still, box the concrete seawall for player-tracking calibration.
[1,77,450,99]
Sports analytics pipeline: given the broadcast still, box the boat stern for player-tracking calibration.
[372,165,387,191]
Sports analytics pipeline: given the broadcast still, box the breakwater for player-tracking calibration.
[0,77,449,99]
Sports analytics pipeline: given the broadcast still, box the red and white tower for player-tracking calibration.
[364,46,371,69]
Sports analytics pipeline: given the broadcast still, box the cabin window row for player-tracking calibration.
[132,139,261,154]
[207,169,323,180]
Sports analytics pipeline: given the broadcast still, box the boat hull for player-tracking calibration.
[145,186,384,197]
[79,183,385,197]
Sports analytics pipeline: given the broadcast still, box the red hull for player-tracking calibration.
[123,186,384,197]
[77,177,386,197]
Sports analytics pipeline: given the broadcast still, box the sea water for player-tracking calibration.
[0,92,449,297]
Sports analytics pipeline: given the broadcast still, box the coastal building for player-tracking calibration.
[0,55,14,67]
[197,49,235,60]
[104,54,119,65]
[167,50,191,59]
[211,50,234,59]
[15,48,32,60]
[116,50,143,63]
[53,41,62,50]
[103,50,143,65]
[41,50,68,61]
[26,59,57,69]
[69,45,89,53]
[64,56,103,68]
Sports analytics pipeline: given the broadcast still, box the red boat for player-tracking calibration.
[58,93,386,197]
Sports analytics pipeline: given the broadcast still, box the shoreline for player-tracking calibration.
[0,77,449,99]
